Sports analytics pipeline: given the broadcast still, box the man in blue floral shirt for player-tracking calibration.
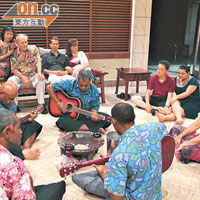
[46,68,110,132]
[94,103,168,200]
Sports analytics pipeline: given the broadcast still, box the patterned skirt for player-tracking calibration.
[169,125,200,163]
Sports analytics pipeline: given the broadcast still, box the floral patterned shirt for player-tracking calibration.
[51,79,100,112]
[0,145,36,200]
[0,40,12,80]
[104,122,168,200]
[10,45,41,77]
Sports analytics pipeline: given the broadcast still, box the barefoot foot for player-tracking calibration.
[155,112,165,123]
[79,124,89,131]
[22,148,40,160]
[175,120,184,125]
[98,128,106,135]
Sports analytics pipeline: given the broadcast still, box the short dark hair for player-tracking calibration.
[179,64,190,73]
[1,26,15,42]
[111,103,135,125]
[66,39,78,60]
[159,60,170,70]
[49,37,59,44]
[77,68,92,81]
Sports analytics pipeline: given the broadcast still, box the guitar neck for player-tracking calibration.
[71,107,106,120]
[20,114,31,124]
[76,157,110,169]
[18,105,43,124]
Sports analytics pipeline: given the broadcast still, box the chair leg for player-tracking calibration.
[101,86,105,103]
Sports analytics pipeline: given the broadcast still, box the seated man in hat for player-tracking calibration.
[0,81,41,160]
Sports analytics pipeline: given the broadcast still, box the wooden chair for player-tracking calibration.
[92,69,108,103]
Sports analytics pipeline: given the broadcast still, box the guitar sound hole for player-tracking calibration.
[66,103,73,111]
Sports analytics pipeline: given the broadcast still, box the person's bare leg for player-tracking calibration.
[171,101,185,125]
[22,148,40,160]
[22,133,36,149]
[22,132,40,160]
[131,96,147,109]
[156,112,176,123]
[152,106,164,114]
[132,96,167,114]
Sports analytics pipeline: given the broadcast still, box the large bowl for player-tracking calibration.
[58,131,104,158]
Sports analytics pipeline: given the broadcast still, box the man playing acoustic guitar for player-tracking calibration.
[0,81,42,160]
[47,68,111,133]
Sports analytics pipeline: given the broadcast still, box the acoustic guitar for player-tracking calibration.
[48,91,111,122]
[19,104,44,124]
[59,135,175,177]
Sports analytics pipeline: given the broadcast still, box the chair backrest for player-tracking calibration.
[161,135,175,173]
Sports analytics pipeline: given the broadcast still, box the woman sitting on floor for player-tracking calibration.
[156,64,200,125]
[65,38,90,78]
[169,117,200,164]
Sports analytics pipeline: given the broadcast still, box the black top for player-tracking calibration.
[175,77,199,103]
[42,51,70,71]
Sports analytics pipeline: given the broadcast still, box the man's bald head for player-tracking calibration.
[0,82,17,106]
[0,82,18,96]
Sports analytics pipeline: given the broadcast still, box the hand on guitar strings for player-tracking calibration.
[28,110,38,121]
[90,110,99,121]
[57,101,68,114]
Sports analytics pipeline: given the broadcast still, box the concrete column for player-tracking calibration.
[130,0,152,70]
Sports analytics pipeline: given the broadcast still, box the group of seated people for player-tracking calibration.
[0,25,200,199]
[132,59,200,164]
[0,26,90,114]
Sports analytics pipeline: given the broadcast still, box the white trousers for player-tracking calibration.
[8,74,46,105]
[48,74,75,83]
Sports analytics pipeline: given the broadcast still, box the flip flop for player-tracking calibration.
[116,92,131,100]
[151,109,159,116]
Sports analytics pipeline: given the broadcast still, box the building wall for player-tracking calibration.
[130,0,152,70]
[90,0,153,84]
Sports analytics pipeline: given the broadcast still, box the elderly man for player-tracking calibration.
[47,68,111,132]
[132,60,175,115]
[94,103,168,200]
[42,37,74,83]
[0,81,42,160]
[8,33,47,114]
[0,109,66,200]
